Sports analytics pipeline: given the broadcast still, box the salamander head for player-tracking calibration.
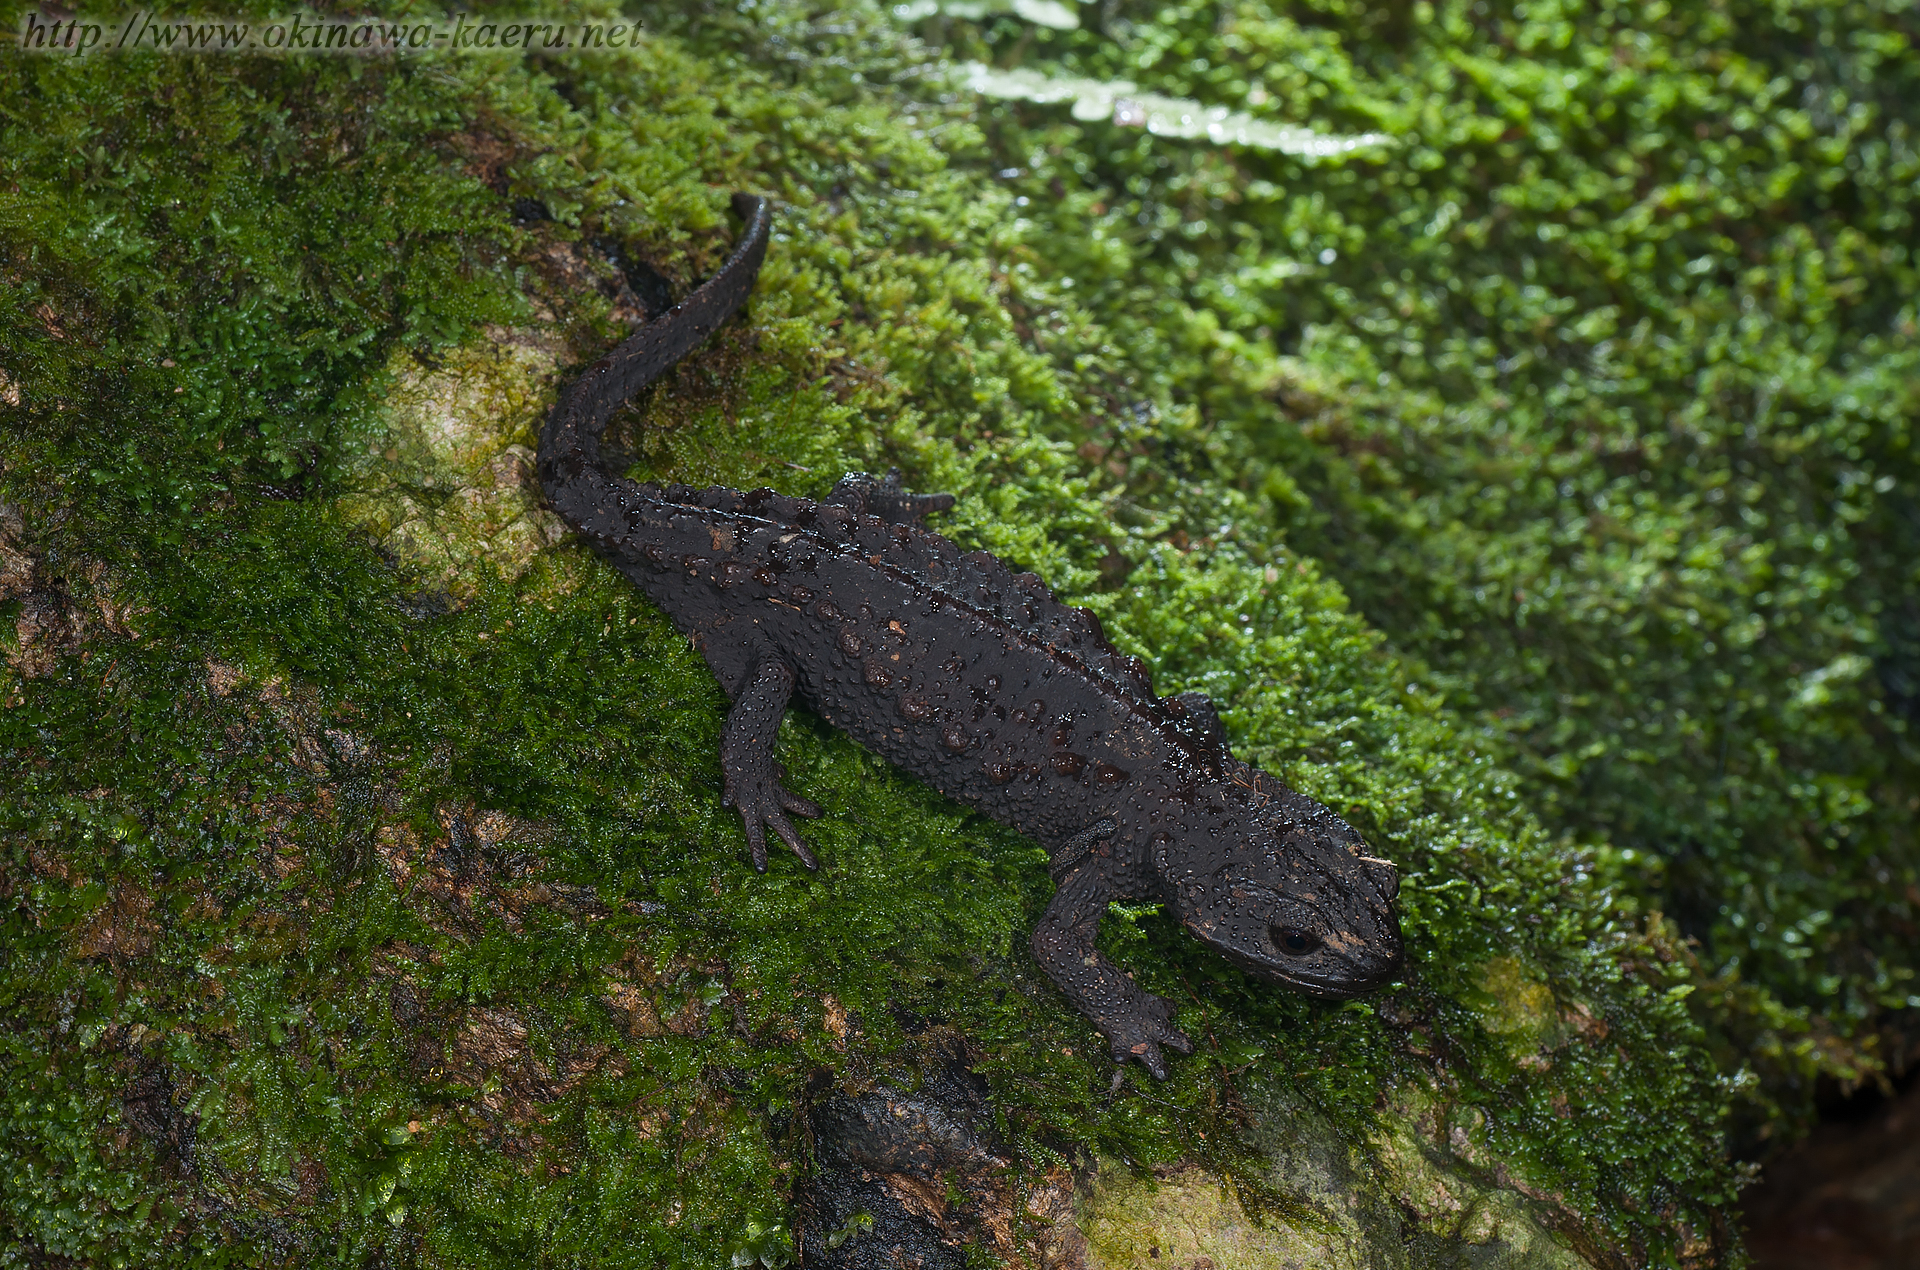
[1158,771,1402,998]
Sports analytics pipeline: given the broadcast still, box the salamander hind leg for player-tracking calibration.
[823,468,955,524]
[719,656,824,871]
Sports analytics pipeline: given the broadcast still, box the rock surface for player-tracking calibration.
[1073,1089,1589,1270]
[795,1031,1590,1269]
[338,329,573,596]
[1742,1077,1920,1270]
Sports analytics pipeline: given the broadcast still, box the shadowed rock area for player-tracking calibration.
[1743,1076,1920,1270]
[797,1034,1013,1268]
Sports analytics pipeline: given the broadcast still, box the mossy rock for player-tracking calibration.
[1068,1081,1591,1270]
[337,331,572,598]
[0,5,1765,1267]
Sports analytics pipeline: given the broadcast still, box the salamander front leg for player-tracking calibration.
[719,657,823,871]
[1030,837,1193,1080]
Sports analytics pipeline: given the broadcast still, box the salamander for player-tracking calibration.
[537,194,1402,1077]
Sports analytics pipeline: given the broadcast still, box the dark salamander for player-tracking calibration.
[538,194,1403,1078]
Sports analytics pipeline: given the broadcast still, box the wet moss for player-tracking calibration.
[913,0,1920,1143]
[0,4,1749,1267]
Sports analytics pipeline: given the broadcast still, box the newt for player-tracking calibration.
[538,194,1403,1078]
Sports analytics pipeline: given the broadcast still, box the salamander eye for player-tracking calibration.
[1270,926,1321,957]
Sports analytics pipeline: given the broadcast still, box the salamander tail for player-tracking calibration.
[538,194,772,499]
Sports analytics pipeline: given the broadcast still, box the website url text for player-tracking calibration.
[16,10,649,54]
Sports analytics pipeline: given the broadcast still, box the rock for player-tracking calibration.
[1080,1165,1338,1270]
[794,1035,1591,1270]
[338,328,573,597]
[797,1034,1012,1269]
[1069,1081,1589,1270]
[1741,1077,1920,1270]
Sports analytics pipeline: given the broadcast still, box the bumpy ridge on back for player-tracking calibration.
[541,196,1228,775]
[669,478,1226,770]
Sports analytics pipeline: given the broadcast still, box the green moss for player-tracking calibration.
[0,2,1783,1266]
[909,0,1920,1138]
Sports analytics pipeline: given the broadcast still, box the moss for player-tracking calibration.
[0,2,1769,1266]
[909,0,1920,1138]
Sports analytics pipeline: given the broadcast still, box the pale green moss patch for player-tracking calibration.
[338,330,572,596]
[1475,956,1583,1059]
[1081,1163,1351,1270]
[1371,1090,1590,1269]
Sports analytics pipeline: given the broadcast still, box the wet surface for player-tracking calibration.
[1743,1078,1920,1270]
[795,1035,1013,1269]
